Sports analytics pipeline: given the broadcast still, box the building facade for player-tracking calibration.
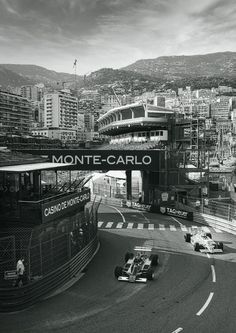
[44,90,78,130]
[0,90,33,135]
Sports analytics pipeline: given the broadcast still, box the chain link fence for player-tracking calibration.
[0,199,100,288]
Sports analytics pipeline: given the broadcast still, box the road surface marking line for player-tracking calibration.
[171,328,183,333]
[213,228,223,233]
[159,224,165,230]
[171,217,183,226]
[196,292,214,316]
[148,224,154,230]
[137,223,143,229]
[170,225,177,231]
[98,222,103,228]
[181,225,188,232]
[116,223,123,229]
[202,226,211,233]
[140,212,150,223]
[207,253,211,259]
[127,223,134,229]
[211,265,216,282]
[108,205,126,223]
[105,222,113,228]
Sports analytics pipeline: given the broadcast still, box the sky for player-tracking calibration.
[0,0,235,75]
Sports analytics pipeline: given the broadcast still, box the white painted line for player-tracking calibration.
[202,226,211,233]
[148,224,154,230]
[105,222,113,228]
[213,228,223,233]
[127,223,134,229]
[171,217,183,226]
[98,221,103,228]
[137,223,143,229]
[181,225,188,232]
[170,225,177,231]
[196,292,214,316]
[116,223,123,229]
[140,212,150,223]
[159,224,165,230]
[171,328,183,333]
[109,205,126,223]
[211,265,216,283]
[207,253,211,259]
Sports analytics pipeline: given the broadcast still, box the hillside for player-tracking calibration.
[0,64,83,88]
[122,52,236,79]
[0,66,33,88]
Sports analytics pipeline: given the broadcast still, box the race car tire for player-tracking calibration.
[149,254,159,266]
[114,266,123,278]
[146,268,154,281]
[206,233,212,239]
[184,233,191,242]
[194,243,200,252]
[218,242,223,250]
[125,252,134,262]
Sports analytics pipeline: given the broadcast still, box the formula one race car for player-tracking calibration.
[184,227,223,253]
[114,246,159,283]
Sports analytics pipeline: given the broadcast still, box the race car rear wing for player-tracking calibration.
[200,248,223,253]
[134,246,152,252]
[118,276,147,283]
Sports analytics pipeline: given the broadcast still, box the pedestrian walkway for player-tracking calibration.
[97,221,223,233]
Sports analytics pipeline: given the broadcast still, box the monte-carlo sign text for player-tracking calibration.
[24,150,160,170]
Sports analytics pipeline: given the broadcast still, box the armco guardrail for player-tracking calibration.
[0,236,98,312]
[94,194,236,235]
[194,213,236,235]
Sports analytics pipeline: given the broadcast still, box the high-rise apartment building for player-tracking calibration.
[44,90,78,129]
[21,84,44,102]
[0,90,33,135]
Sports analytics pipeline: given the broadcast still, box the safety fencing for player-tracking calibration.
[93,194,236,235]
[0,236,99,312]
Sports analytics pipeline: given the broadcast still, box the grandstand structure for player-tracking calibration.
[98,102,207,204]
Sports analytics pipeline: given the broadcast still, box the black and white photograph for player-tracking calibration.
[0,0,236,332]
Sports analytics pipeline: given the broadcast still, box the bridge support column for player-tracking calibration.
[142,171,150,203]
[126,170,132,200]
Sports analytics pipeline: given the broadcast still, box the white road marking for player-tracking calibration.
[105,222,113,228]
[140,212,150,223]
[190,225,197,232]
[171,217,183,226]
[159,224,165,230]
[202,226,211,233]
[137,223,143,229]
[116,223,123,229]
[108,205,126,223]
[207,253,211,259]
[181,225,188,232]
[213,228,223,233]
[98,222,103,228]
[196,292,214,316]
[171,328,183,333]
[170,225,177,231]
[127,223,134,229]
[148,224,154,230]
[211,265,216,283]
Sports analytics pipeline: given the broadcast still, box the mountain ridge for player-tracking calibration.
[0,52,236,90]
[122,51,236,79]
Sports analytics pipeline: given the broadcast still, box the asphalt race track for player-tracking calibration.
[1,204,236,333]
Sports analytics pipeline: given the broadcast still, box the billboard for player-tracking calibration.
[23,150,160,170]
[41,188,90,223]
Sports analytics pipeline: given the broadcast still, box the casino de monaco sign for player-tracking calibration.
[48,150,160,170]
[42,188,90,223]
